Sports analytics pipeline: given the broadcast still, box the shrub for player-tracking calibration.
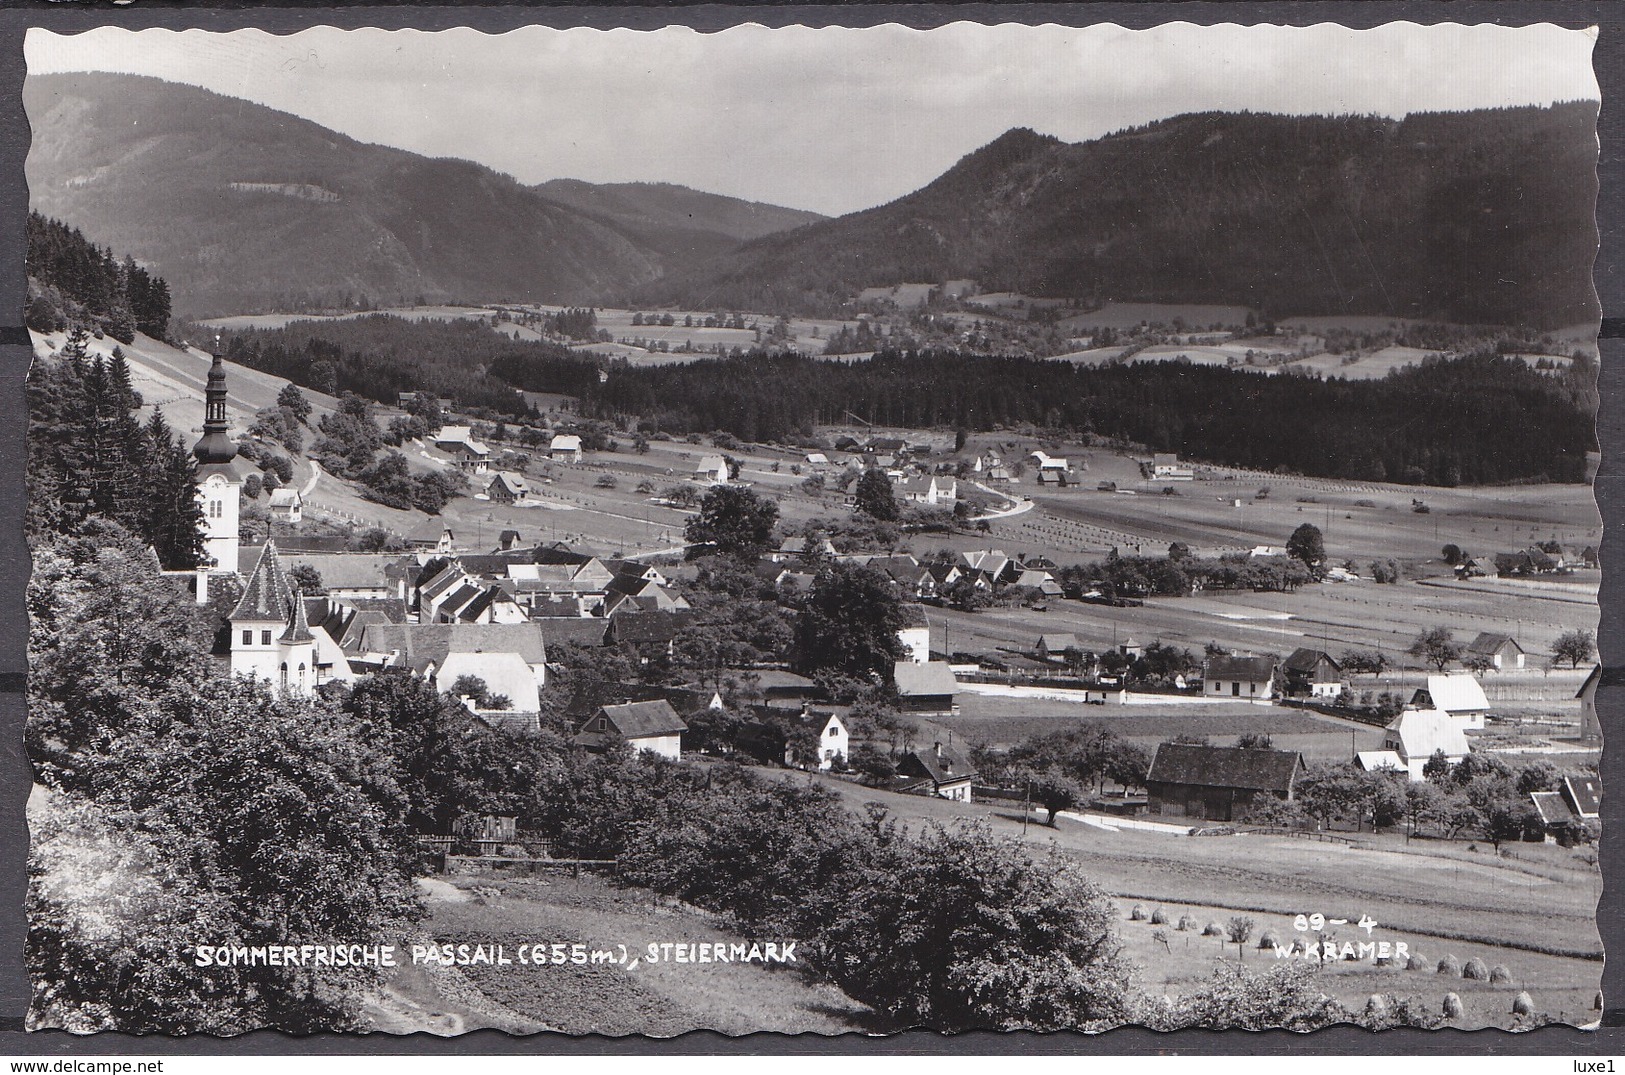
[1462,958,1489,981]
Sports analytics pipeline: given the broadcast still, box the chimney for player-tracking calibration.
[934,741,942,759]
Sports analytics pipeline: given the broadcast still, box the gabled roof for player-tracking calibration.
[288,554,402,591]
[893,661,957,697]
[898,744,976,786]
[268,488,302,507]
[1282,648,1339,675]
[359,622,549,667]
[232,543,294,623]
[1578,663,1601,700]
[1421,673,1490,714]
[1147,744,1303,793]
[1530,791,1578,828]
[1355,750,1405,773]
[1204,656,1277,681]
[695,453,728,474]
[596,699,688,739]
[1467,632,1523,656]
[549,434,583,451]
[607,610,696,644]
[898,605,930,629]
[1384,708,1470,761]
[1038,633,1081,651]
[534,617,610,648]
[1565,775,1601,818]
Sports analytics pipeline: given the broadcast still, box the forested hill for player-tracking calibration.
[646,106,1600,329]
[24,73,816,318]
[585,350,1596,486]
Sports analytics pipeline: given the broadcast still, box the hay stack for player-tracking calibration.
[1406,953,1427,971]
[1442,993,1464,1019]
[1203,921,1224,937]
[1364,995,1390,1019]
[1151,907,1169,925]
[1462,958,1489,981]
[1257,929,1280,950]
[1177,914,1196,932]
[1489,965,1513,984]
[1512,992,1535,1016]
[1130,904,1147,921]
[1436,955,1462,976]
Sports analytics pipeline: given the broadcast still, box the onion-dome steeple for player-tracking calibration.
[193,354,238,465]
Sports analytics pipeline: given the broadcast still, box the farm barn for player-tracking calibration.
[1145,743,1305,822]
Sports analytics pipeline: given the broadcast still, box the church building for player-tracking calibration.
[193,354,244,575]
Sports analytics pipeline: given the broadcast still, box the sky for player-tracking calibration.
[26,22,1599,217]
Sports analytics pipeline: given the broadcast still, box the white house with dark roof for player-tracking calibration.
[1467,632,1526,670]
[267,486,303,524]
[693,454,730,484]
[893,661,958,715]
[229,542,351,695]
[896,742,976,801]
[1202,655,1277,700]
[573,700,687,760]
[437,650,542,716]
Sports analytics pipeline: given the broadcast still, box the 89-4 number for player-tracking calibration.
[1294,913,1378,935]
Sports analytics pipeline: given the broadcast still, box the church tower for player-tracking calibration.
[192,354,243,575]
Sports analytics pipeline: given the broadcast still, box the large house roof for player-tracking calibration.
[898,744,976,786]
[1384,709,1470,761]
[1282,648,1339,675]
[1565,775,1601,818]
[1420,673,1490,714]
[359,622,548,667]
[607,610,696,644]
[1205,656,1278,681]
[1147,743,1303,793]
[437,650,541,714]
[893,661,957,697]
[596,699,688,739]
[534,617,609,648]
[1530,791,1578,828]
[287,554,402,591]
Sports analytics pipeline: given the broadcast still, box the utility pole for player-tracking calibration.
[1022,778,1031,837]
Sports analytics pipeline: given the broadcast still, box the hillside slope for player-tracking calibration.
[647,108,1600,328]
[25,74,805,318]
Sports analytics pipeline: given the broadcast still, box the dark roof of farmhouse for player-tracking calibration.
[607,610,696,643]
[1282,648,1339,673]
[358,622,548,666]
[1204,656,1278,681]
[596,699,688,739]
[1147,744,1304,793]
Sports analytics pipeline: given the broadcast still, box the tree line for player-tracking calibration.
[28,331,204,569]
[211,315,602,420]
[26,212,171,343]
[584,348,1594,486]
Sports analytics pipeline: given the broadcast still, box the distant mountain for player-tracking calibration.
[533,179,823,265]
[647,109,1600,329]
[24,73,815,318]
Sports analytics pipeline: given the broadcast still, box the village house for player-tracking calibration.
[548,434,584,463]
[1467,632,1526,670]
[485,471,529,504]
[739,706,850,771]
[1578,664,1603,741]
[1410,672,1490,729]
[1281,648,1343,698]
[434,425,490,473]
[895,742,977,802]
[1145,743,1305,822]
[894,474,958,506]
[573,699,687,760]
[436,649,542,729]
[1028,450,1071,475]
[1381,708,1470,780]
[1202,655,1277,700]
[1150,453,1195,481]
[896,605,931,663]
[286,553,412,601]
[1530,775,1601,843]
[748,670,824,708]
[1035,632,1082,663]
[603,610,696,663]
[228,542,353,695]
[267,486,303,524]
[772,534,836,563]
[406,520,457,553]
[355,622,549,692]
[693,453,730,484]
[893,661,958,716]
